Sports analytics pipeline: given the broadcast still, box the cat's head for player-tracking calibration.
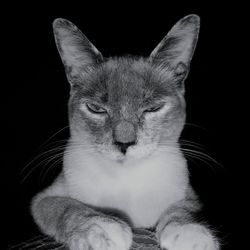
[53,15,200,162]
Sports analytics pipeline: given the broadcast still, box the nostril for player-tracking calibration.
[114,141,136,154]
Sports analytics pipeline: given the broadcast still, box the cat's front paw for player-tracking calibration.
[159,223,219,250]
[68,218,132,250]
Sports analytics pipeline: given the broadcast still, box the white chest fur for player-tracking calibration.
[63,148,189,228]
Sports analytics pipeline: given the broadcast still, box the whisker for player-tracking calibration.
[21,151,65,183]
[184,122,212,134]
[40,157,64,185]
[157,140,223,171]
[179,139,208,150]
[21,146,67,175]
[21,142,98,183]
[181,148,222,167]
[38,126,69,150]
[7,235,52,250]
[183,152,215,169]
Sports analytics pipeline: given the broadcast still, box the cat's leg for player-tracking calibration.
[31,191,132,250]
[156,190,219,250]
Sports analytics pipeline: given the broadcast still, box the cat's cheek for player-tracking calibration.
[140,117,163,143]
[74,111,107,135]
[142,106,173,137]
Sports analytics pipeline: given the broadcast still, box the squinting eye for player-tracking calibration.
[144,104,164,113]
[86,103,107,114]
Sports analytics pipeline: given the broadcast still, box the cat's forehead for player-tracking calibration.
[104,57,174,87]
[79,57,176,104]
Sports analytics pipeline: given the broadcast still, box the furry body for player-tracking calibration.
[31,15,219,250]
[64,146,188,228]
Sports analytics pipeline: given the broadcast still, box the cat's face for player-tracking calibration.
[68,58,186,160]
[53,15,200,161]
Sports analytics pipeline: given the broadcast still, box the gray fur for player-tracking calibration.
[31,15,220,250]
[68,56,186,152]
[32,196,129,246]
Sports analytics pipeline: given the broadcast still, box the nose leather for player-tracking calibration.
[114,141,136,154]
[114,121,136,144]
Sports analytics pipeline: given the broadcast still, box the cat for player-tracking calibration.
[31,15,220,250]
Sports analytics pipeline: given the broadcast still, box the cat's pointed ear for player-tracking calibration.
[149,14,200,81]
[53,18,103,85]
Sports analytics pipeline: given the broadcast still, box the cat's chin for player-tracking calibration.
[97,150,138,164]
[104,152,128,164]
[103,146,157,165]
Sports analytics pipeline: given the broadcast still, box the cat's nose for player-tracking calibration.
[113,121,137,154]
[114,141,136,154]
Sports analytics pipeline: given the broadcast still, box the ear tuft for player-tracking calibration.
[180,14,200,26]
[53,18,74,30]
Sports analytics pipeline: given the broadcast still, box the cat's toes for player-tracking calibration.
[86,219,132,250]
[67,218,132,250]
[68,233,89,250]
[86,224,114,250]
[159,223,219,250]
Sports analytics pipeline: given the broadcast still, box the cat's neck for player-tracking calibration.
[62,140,189,228]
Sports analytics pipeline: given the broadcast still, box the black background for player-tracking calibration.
[4,3,246,250]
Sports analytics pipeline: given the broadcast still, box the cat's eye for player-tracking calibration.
[144,104,164,113]
[86,103,107,114]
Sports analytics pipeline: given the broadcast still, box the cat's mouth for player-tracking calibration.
[100,143,136,163]
[96,141,157,163]
[111,142,157,163]
[114,147,132,162]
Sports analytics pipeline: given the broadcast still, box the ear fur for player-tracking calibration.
[53,18,103,85]
[149,14,200,81]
